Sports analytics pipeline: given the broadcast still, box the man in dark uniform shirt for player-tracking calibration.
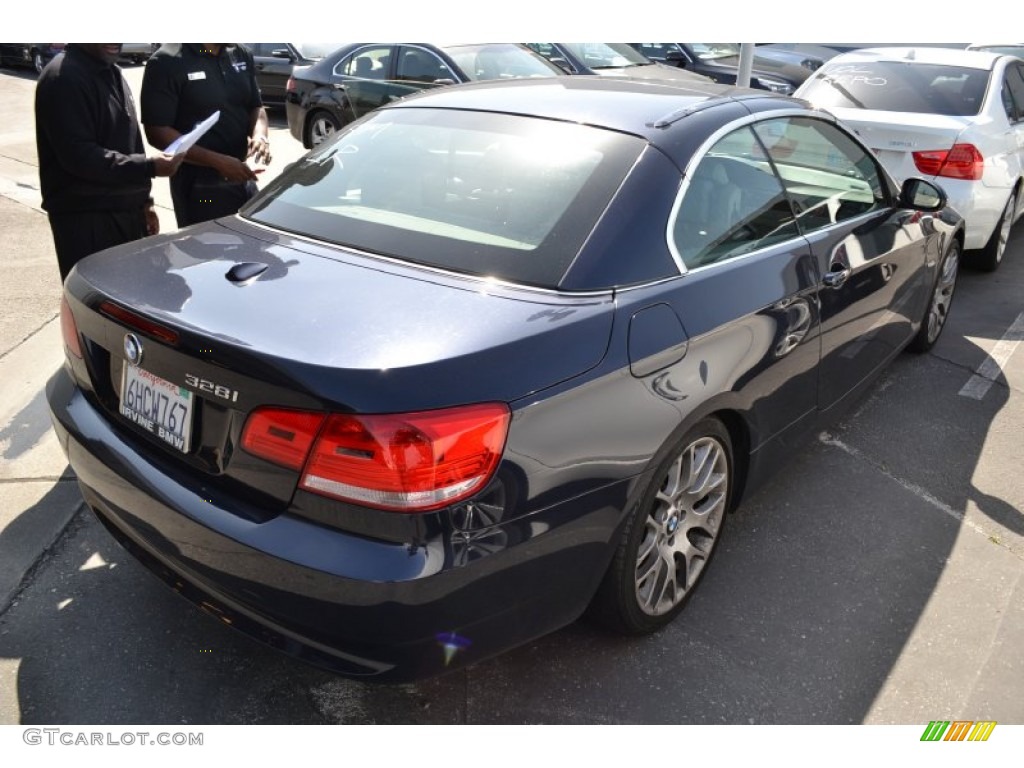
[141,44,272,228]
[35,43,182,280]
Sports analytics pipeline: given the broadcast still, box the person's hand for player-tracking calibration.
[144,203,160,236]
[152,152,184,177]
[216,155,259,183]
[247,135,272,167]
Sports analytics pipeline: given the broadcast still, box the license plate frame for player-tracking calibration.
[119,362,194,453]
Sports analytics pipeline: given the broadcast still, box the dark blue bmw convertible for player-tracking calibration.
[48,77,963,681]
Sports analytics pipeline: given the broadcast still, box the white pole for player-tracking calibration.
[737,43,754,88]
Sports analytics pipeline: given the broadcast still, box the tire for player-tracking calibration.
[975,190,1016,272]
[305,110,341,149]
[909,239,960,353]
[589,417,733,635]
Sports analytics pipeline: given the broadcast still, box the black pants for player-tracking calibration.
[48,207,147,281]
[170,165,257,228]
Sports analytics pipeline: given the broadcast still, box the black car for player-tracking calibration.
[753,43,844,72]
[285,42,564,147]
[0,43,64,74]
[525,42,711,84]
[629,43,812,94]
[241,43,343,107]
[49,77,963,682]
[119,43,159,65]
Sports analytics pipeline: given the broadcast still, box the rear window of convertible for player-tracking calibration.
[244,108,646,288]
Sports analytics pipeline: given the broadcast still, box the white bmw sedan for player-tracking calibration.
[796,46,1024,271]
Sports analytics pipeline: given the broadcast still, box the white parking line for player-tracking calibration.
[958,312,1024,400]
[818,432,980,532]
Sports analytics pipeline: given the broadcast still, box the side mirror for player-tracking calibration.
[432,78,457,86]
[900,178,946,212]
[664,50,686,67]
[271,48,295,61]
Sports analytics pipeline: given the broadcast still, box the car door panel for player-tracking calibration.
[666,243,822,453]
[802,209,931,411]
[248,43,293,104]
[747,114,933,411]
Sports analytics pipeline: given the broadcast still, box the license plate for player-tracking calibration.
[119,362,194,453]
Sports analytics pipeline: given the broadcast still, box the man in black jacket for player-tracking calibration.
[141,44,271,228]
[35,43,182,280]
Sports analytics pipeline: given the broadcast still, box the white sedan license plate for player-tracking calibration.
[119,362,194,453]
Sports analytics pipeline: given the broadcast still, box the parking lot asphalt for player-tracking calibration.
[0,63,1022,725]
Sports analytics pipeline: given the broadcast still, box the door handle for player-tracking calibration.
[822,267,851,289]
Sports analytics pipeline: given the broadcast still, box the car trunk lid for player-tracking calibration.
[825,107,972,182]
[66,218,613,514]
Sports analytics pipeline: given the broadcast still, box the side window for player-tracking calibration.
[396,47,454,83]
[337,46,392,79]
[751,117,887,235]
[1002,81,1018,121]
[1005,65,1024,122]
[673,126,800,268]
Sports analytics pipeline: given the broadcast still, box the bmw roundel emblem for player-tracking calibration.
[124,333,143,365]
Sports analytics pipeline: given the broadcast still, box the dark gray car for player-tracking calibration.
[242,43,343,106]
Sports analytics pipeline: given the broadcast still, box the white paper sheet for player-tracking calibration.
[163,110,220,157]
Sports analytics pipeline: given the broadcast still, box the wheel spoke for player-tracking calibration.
[656,454,684,505]
[636,548,669,612]
[637,523,659,564]
[652,551,678,612]
[693,463,726,499]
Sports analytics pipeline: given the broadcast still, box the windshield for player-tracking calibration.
[689,43,742,61]
[244,108,645,288]
[562,43,650,69]
[799,61,991,116]
[443,44,565,80]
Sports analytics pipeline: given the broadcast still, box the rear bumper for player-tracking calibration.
[284,101,306,146]
[936,178,1010,250]
[46,366,623,681]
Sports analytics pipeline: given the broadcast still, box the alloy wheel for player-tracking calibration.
[993,193,1016,266]
[309,114,339,147]
[925,244,959,344]
[634,436,728,616]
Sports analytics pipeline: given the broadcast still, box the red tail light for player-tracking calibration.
[300,404,510,512]
[241,408,326,470]
[912,143,984,181]
[241,403,510,512]
[60,297,83,359]
[99,301,180,346]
